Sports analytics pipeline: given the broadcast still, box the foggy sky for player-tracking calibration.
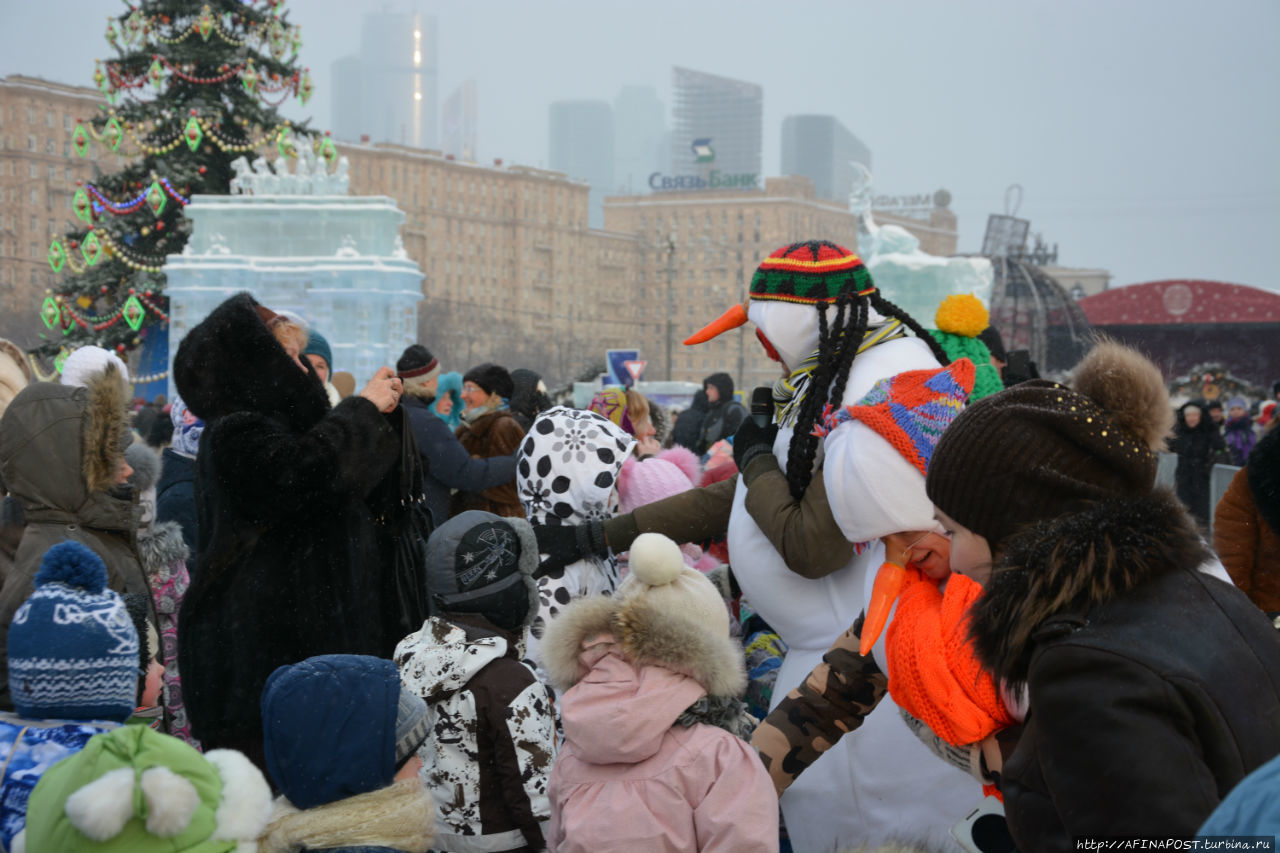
[3,0,1278,290]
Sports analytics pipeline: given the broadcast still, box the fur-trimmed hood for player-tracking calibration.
[136,520,189,575]
[173,292,328,432]
[259,778,435,853]
[542,594,746,699]
[0,365,134,528]
[968,489,1211,687]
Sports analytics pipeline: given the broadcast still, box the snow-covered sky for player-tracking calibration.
[4,0,1277,290]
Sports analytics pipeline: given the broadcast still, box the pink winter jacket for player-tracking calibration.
[547,635,778,853]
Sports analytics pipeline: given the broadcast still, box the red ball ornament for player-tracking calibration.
[116,344,126,353]
[198,166,207,174]
[128,288,136,295]
[190,108,197,116]
[156,221,164,230]
[101,285,109,293]
[144,290,153,297]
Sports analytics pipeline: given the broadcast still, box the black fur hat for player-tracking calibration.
[1247,428,1280,536]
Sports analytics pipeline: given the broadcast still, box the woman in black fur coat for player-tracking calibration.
[1171,400,1229,524]
[926,342,1280,852]
[173,293,404,769]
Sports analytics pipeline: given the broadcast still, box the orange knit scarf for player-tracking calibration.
[886,568,1015,747]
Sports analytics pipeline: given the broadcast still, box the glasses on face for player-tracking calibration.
[462,383,483,395]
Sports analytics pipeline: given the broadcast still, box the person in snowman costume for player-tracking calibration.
[537,240,982,850]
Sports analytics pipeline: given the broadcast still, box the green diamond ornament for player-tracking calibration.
[241,60,258,95]
[73,188,92,223]
[105,20,118,47]
[59,307,74,336]
[122,294,146,331]
[146,181,167,217]
[40,296,60,328]
[291,28,302,57]
[48,240,67,273]
[93,61,108,94]
[72,124,90,157]
[320,136,337,166]
[124,10,145,44]
[183,116,203,152]
[54,348,69,374]
[196,5,215,40]
[276,129,295,158]
[81,232,103,266]
[102,116,123,152]
[148,57,164,90]
[298,70,313,106]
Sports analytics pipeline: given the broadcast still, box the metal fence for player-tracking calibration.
[1155,452,1241,541]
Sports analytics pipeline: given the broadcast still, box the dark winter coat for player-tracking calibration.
[670,389,708,452]
[0,369,148,711]
[452,410,525,519]
[173,293,401,759]
[155,447,198,569]
[1215,429,1280,613]
[968,490,1280,851]
[403,395,516,528]
[1171,403,1229,522]
[696,373,747,455]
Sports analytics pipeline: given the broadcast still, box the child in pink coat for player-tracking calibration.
[542,533,777,853]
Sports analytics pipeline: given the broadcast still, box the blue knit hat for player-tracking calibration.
[8,542,139,723]
[303,329,333,372]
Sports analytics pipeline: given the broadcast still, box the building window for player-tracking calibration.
[45,111,55,128]
[27,134,36,151]
[28,163,37,178]
[63,115,71,131]
[29,189,38,205]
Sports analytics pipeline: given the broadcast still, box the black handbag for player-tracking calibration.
[383,406,434,644]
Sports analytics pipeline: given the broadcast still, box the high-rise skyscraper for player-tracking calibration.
[331,12,438,148]
[548,100,614,228]
[669,67,762,180]
[442,79,478,162]
[780,115,871,204]
[613,85,667,195]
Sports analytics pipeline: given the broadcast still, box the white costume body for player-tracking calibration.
[729,308,981,852]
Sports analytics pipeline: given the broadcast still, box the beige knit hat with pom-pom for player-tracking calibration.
[617,533,729,639]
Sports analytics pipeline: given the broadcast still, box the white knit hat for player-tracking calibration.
[61,346,130,389]
[616,533,728,639]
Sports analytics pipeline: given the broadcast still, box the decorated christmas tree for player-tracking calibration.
[37,0,327,364]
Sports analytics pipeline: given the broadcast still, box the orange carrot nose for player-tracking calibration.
[684,302,749,346]
[860,560,907,656]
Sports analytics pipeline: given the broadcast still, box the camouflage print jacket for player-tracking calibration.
[750,615,888,796]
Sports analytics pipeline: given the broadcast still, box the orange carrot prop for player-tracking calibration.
[684,302,749,345]
[860,560,907,656]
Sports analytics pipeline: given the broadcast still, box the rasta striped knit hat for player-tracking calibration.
[749,240,874,305]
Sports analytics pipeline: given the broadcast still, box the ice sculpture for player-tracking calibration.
[852,166,994,323]
[164,167,422,395]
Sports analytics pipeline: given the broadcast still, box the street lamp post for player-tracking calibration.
[663,231,676,381]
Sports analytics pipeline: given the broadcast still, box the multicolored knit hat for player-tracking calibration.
[749,240,874,305]
[587,388,635,436]
[817,358,975,476]
[8,541,139,723]
[927,294,1003,402]
[820,359,975,545]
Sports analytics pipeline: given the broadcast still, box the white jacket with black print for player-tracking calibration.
[396,613,556,853]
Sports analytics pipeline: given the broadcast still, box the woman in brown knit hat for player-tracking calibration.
[925,340,1280,851]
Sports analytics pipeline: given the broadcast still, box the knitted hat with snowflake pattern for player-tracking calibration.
[8,541,139,723]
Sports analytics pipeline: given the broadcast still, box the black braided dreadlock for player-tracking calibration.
[783,290,952,501]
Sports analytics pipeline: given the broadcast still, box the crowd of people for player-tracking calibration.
[0,238,1277,852]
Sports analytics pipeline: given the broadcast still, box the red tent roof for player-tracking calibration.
[1078,280,1280,326]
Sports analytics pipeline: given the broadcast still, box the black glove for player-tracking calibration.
[732,416,778,474]
[533,521,608,578]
